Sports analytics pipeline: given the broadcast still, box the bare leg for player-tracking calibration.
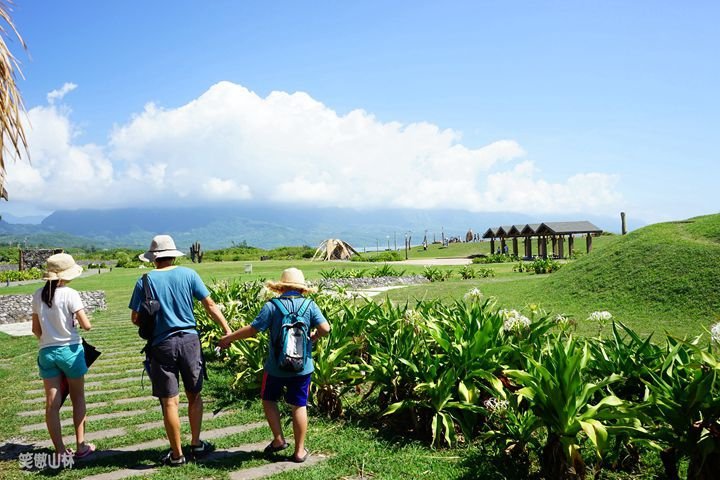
[66,376,87,451]
[186,390,203,446]
[160,395,183,458]
[262,400,285,447]
[291,405,308,458]
[43,376,66,454]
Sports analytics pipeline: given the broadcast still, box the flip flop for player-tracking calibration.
[75,443,96,459]
[264,441,289,454]
[291,448,309,463]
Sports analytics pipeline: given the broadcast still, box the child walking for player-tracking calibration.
[31,253,95,459]
[219,268,330,462]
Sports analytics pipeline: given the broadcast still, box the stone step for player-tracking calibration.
[35,411,232,447]
[86,369,143,379]
[25,377,140,395]
[229,453,328,479]
[78,441,268,480]
[37,427,128,448]
[21,409,149,432]
[86,422,266,462]
[79,441,327,480]
[22,388,129,404]
[18,396,158,417]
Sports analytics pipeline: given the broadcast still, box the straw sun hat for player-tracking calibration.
[266,267,316,293]
[43,253,83,281]
[138,235,185,262]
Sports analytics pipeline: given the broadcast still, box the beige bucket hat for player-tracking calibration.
[265,267,316,293]
[139,234,185,262]
[43,253,83,281]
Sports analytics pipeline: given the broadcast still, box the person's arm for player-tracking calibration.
[201,296,232,335]
[310,321,331,342]
[218,325,259,349]
[74,309,92,331]
[31,313,42,339]
[130,310,139,326]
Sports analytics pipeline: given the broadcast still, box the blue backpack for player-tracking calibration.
[271,298,312,373]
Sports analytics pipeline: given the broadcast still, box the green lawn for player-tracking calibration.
[0,216,715,478]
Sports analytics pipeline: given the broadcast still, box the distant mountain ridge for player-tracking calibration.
[0,205,634,249]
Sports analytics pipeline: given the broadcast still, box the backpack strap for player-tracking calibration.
[142,274,153,301]
[270,297,290,316]
[297,298,311,318]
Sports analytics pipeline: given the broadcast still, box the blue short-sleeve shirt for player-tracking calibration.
[128,266,210,346]
[251,292,328,377]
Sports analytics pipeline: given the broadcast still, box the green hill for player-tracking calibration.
[541,213,720,336]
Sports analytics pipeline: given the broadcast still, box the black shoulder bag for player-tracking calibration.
[137,274,160,341]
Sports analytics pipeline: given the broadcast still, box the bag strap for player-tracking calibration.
[270,297,290,316]
[297,298,311,318]
[141,274,153,300]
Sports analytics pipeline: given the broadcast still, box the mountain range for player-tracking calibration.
[0,205,635,250]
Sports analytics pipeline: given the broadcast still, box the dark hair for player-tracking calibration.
[41,280,60,308]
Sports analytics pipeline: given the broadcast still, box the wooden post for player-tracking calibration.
[621,212,627,235]
[569,235,574,256]
[524,237,531,258]
[490,238,495,255]
[558,235,565,258]
[500,238,506,254]
[586,233,593,253]
[512,238,519,257]
[537,237,542,258]
[551,236,558,257]
[541,236,548,258]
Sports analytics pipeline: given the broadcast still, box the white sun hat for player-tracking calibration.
[43,253,83,281]
[138,235,185,262]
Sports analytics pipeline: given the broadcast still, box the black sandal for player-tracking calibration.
[264,441,289,454]
[291,448,309,463]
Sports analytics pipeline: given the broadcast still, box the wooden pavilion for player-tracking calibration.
[482,221,602,259]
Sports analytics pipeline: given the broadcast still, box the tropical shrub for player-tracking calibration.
[0,267,43,282]
[641,338,720,479]
[531,257,562,274]
[504,336,637,479]
[422,266,453,282]
[473,253,518,264]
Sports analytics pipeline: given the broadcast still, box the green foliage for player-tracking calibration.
[351,250,403,262]
[504,336,637,478]
[640,338,720,477]
[114,252,141,268]
[423,266,454,282]
[473,253,518,264]
[0,267,42,282]
[459,265,495,279]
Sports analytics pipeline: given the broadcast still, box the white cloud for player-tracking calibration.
[5,81,622,214]
[46,83,77,104]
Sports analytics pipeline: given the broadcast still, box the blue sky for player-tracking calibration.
[3,1,718,224]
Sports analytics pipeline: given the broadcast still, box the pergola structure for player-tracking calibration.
[482,221,602,259]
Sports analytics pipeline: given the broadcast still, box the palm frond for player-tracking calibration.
[0,0,29,201]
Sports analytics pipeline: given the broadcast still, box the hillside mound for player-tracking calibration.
[545,213,720,321]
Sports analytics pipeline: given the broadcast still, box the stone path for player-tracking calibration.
[3,299,332,479]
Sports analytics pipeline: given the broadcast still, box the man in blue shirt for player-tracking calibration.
[129,235,231,466]
[219,267,330,463]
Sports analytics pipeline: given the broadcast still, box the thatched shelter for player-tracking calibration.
[312,239,360,261]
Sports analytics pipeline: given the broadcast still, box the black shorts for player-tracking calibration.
[147,332,204,398]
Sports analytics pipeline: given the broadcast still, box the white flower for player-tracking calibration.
[588,311,613,322]
[404,309,424,324]
[217,303,226,312]
[555,314,568,323]
[501,309,531,332]
[711,322,720,346]
[464,288,483,302]
[483,397,509,413]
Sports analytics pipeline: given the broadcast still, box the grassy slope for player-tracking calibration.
[383,216,720,338]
